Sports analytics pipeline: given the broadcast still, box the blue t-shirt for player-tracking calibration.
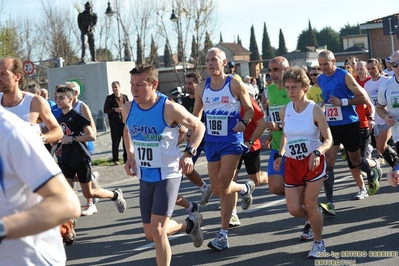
[318,67,358,126]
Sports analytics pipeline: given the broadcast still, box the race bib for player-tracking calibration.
[325,104,343,121]
[285,137,311,160]
[370,96,378,107]
[269,105,284,123]
[206,114,228,136]
[390,96,399,108]
[133,140,161,168]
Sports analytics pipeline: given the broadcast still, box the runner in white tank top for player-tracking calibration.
[273,67,332,259]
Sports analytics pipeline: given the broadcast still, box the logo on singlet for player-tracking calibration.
[129,125,163,141]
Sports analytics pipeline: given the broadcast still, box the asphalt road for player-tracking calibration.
[66,143,399,266]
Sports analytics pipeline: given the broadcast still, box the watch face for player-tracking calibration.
[314,150,321,156]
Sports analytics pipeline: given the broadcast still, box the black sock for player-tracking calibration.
[358,158,373,182]
[112,191,118,201]
[185,218,194,234]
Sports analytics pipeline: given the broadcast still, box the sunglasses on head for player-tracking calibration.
[390,61,399,68]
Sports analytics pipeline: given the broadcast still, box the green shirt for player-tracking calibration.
[267,83,291,151]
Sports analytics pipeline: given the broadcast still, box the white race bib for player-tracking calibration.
[133,140,161,168]
[206,114,228,136]
[325,104,343,121]
[285,137,311,160]
[390,96,399,108]
[269,105,284,123]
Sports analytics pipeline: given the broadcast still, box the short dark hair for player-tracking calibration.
[129,64,158,83]
[185,72,202,84]
[56,85,75,98]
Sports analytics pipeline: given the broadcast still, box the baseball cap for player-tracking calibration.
[386,57,391,63]
[227,61,235,68]
[244,75,251,81]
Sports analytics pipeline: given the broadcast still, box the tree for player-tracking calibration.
[136,35,144,65]
[190,35,199,68]
[249,25,260,61]
[296,20,318,51]
[201,31,213,65]
[0,23,22,57]
[148,35,159,68]
[340,23,362,36]
[316,26,340,52]
[220,32,223,43]
[96,48,113,61]
[164,40,174,67]
[277,29,288,56]
[237,35,242,46]
[261,22,273,60]
[177,33,183,63]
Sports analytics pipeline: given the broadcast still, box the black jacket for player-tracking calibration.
[103,93,129,126]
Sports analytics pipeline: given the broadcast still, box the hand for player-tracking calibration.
[114,107,122,113]
[308,154,320,171]
[387,170,399,187]
[179,153,194,175]
[124,158,137,177]
[384,113,396,127]
[368,120,375,131]
[328,95,342,107]
[60,135,72,145]
[273,157,282,171]
[233,121,246,132]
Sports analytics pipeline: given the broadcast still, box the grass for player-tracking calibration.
[92,158,123,166]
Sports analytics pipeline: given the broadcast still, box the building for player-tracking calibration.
[360,13,399,59]
[216,42,251,77]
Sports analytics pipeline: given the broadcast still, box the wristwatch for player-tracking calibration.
[274,153,283,160]
[185,147,197,157]
[248,140,254,145]
[313,150,321,157]
[0,219,6,244]
[239,119,248,126]
[72,136,77,142]
[278,123,283,131]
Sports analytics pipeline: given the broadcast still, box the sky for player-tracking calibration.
[2,0,399,55]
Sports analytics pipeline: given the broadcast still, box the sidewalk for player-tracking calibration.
[91,131,128,185]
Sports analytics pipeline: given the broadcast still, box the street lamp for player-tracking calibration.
[105,1,122,61]
[170,9,186,83]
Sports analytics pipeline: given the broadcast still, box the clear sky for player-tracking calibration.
[2,0,398,54]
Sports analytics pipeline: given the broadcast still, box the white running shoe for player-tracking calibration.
[308,240,326,258]
[81,203,98,216]
[354,189,369,200]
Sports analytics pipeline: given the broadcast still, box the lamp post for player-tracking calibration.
[105,1,122,61]
[170,9,186,83]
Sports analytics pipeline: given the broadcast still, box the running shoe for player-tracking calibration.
[308,240,326,258]
[241,180,255,210]
[300,222,313,241]
[229,213,241,228]
[200,185,213,207]
[81,203,98,216]
[61,220,77,246]
[318,202,335,216]
[340,147,347,161]
[377,155,385,165]
[208,232,229,251]
[368,164,381,195]
[354,189,369,200]
[113,189,127,213]
[187,211,203,248]
[372,159,383,181]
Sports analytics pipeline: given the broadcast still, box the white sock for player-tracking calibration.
[240,184,248,195]
[200,183,208,192]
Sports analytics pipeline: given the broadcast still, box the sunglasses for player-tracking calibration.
[390,61,399,68]
[310,73,320,77]
[266,77,272,81]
